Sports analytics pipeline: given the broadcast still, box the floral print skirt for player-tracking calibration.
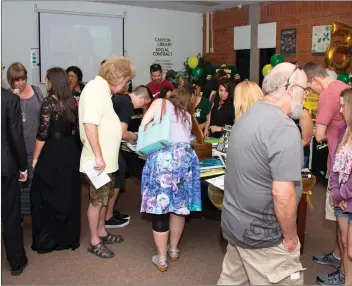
[140,143,202,215]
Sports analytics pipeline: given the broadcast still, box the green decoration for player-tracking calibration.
[270,54,285,67]
[206,64,240,82]
[337,72,350,84]
[192,67,204,78]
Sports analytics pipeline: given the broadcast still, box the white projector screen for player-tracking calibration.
[39,12,124,83]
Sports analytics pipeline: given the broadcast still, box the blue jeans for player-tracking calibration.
[335,208,352,224]
[303,156,309,169]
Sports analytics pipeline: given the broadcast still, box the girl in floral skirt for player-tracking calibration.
[329,88,352,285]
[140,88,202,272]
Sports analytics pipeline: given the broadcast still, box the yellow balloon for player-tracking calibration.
[262,64,273,77]
[188,56,199,69]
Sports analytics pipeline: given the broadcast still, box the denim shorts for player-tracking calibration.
[335,208,352,224]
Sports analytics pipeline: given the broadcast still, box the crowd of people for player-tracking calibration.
[1,58,351,285]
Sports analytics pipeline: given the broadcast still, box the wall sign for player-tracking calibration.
[153,37,173,73]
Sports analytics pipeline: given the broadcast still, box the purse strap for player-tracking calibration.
[144,98,167,131]
[160,98,167,121]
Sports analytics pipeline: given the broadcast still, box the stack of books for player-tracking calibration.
[199,157,225,178]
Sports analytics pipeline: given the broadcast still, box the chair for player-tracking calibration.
[297,175,316,254]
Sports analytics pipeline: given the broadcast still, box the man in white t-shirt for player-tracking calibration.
[79,57,136,259]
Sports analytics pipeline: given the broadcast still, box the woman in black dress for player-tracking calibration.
[31,67,81,253]
[206,78,235,138]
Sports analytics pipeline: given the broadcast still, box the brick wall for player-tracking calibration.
[203,6,248,64]
[204,1,352,72]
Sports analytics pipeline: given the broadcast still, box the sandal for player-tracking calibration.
[99,233,124,244]
[88,242,114,259]
[168,247,179,261]
[152,255,168,272]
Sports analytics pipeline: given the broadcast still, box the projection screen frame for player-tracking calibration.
[36,8,126,83]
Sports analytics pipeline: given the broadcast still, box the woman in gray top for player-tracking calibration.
[7,62,44,216]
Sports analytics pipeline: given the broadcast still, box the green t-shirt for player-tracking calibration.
[194,97,212,124]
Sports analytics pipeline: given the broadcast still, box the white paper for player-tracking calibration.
[206,175,225,191]
[82,159,111,189]
[126,143,137,152]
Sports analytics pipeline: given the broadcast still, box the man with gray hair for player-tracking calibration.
[218,62,308,285]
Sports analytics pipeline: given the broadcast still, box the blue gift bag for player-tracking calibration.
[136,99,171,157]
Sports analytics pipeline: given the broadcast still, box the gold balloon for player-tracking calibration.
[325,22,352,71]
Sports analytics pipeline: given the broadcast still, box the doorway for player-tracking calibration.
[235,49,250,82]
[259,48,276,87]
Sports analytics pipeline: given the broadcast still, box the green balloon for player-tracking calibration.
[337,72,350,84]
[270,54,285,67]
[192,67,204,78]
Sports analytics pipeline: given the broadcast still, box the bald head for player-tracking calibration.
[262,62,307,96]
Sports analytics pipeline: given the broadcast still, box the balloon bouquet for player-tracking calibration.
[262,53,285,77]
[187,56,204,81]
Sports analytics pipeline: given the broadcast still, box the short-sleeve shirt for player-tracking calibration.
[79,76,122,174]
[194,97,212,125]
[221,101,303,249]
[316,80,348,172]
[146,80,174,99]
[112,94,134,125]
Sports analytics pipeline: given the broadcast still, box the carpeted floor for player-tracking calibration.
[2,176,339,285]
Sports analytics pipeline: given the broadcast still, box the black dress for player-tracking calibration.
[30,96,81,253]
[209,102,235,138]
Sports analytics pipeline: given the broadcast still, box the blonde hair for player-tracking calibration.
[337,88,352,152]
[7,62,28,88]
[234,81,263,120]
[98,56,136,85]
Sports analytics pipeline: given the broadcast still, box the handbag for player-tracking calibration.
[136,98,172,157]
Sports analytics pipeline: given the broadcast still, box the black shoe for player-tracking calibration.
[105,217,130,228]
[11,259,28,276]
[113,210,130,220]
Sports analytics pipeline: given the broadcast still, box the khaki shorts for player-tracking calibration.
[86,172,116,207]
[325,177,337,221]
[218,241,305,285]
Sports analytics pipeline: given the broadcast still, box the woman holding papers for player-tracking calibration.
[30,67,81,254]
[140,88,202,272]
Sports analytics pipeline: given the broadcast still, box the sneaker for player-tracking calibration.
[313,251,341,268]
[105,217,130,228]
[113,210,130,220]
[317,268,345,285]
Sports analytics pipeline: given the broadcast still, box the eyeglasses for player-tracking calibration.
[284,64,311,96]
[284,64,300,90]
[295,84,311,97]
